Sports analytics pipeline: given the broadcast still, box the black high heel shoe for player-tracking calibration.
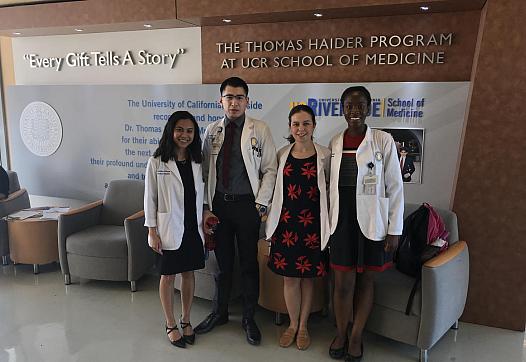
[180,318,196,345]
[329,335,348,359]
[165,324,186,348]
[344,342,363,362]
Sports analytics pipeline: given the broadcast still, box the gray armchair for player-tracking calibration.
[0,171,31,265]
[58,180,155,291]
[366,203,469,362]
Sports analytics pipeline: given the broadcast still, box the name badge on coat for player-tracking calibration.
[363,162,377,195]
[210,127,224,155]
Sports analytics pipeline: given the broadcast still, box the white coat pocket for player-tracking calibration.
[156,212,173,247]
[356,195,389,241]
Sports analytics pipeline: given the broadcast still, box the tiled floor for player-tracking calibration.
[0,263,524,362]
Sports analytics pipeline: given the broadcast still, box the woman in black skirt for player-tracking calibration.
[327,87,404,361]
[265,105,331,350]
[144,111,205,348]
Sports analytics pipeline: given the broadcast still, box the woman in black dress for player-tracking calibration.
[328,87,404,361]
[144,111,206,348]
[265,105,331,350]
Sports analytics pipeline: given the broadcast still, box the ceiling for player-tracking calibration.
[0,0,487,37]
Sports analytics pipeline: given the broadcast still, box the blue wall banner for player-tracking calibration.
[7,82,469,208]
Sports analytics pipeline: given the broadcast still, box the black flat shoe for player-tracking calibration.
[165,325,186,348]
[344,343,363,362]
[194,312,229,334]
[242,318,261,346]
[180,318,196,345]
[329,336,348,359]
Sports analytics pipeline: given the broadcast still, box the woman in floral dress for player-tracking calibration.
[265,104,331,350]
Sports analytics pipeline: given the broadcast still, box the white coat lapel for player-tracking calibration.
[313,143,324,176]
[216,118,226,146]
[279,144,293,166]
[240,116,253,166]
[331,131,345,183]
[211,118,227,154]
[165,160,182,183]
[191,161,201,188]
[356,126,374,168]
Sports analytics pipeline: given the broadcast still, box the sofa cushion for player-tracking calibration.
[101,180,144,226]
[374,268,422,316]
[66,225,127,258]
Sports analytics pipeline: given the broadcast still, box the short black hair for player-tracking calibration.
[153,111,202,164]
[220,77,249,96]
[340,86,372,108]
[286,104,316,144]
[400,147,409,153]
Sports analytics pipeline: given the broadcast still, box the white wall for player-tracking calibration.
[11,28,202,85]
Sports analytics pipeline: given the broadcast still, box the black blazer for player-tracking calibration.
[400,156,415,182]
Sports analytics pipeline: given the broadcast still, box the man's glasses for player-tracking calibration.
[221,94,247,102]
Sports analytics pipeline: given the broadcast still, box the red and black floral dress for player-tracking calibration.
[268,153,328,278]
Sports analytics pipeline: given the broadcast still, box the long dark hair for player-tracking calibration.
[153,111,202,163]
[286,104,317,144]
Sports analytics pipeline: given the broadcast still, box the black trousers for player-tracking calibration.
[212,193,261,319]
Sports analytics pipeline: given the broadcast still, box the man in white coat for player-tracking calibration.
[194,77,277,346]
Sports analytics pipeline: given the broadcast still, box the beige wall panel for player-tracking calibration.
[177,0,485,22]
[0,36,14,166]
[454,0,526,331]
[0,0,177,30]
[0,36,14,86]
[202,11,480,84]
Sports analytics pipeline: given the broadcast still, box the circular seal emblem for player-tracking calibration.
[19,101,63,157]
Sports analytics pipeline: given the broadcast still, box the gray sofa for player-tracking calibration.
[366,203,469,362]
[175,247,240,300]
[58,180,155,292]
[0,171,31,265]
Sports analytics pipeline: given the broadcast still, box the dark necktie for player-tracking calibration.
[222,121,236,189]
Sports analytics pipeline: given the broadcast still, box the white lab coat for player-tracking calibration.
[202,116,277,209]
[265,142,332,250]
[328,127,404,241]
[144,156,205,250]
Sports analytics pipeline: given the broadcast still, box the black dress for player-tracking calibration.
[329,132,393,273]
[267,154,328,278]
[160,160,205,275]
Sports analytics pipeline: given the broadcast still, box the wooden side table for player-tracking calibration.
[8,218,59,274]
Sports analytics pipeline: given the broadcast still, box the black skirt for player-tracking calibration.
[329,186,393,273]
[160,229,205,275]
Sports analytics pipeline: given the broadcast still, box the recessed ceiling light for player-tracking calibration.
[314,13,323,17]
[74,28,83,32]
[13,32,21,35]
[420,6,429,11]
[144,24,152,28]
[222,19,232,23]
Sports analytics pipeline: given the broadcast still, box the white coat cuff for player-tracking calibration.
[144,219,157,228]
[387,226,402,236]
